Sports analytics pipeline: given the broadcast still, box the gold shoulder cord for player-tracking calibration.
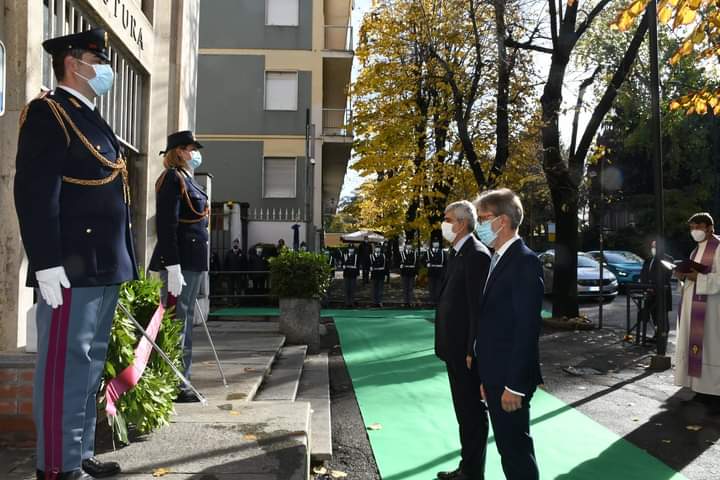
[174,171,210,224]
[42,98,131,205]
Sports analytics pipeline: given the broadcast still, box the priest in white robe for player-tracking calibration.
[674,212,720,410]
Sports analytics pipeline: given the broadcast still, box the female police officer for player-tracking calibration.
[149,131,209,403]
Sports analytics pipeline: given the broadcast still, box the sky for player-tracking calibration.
[338,0,595,202]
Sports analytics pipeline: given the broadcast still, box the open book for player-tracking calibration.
[674,259,711,274]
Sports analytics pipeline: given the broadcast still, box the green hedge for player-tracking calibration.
[269,249,333,298]
[99,272,183,443]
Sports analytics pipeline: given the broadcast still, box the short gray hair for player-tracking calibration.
[474,188,524,229]
[445,200,477,233]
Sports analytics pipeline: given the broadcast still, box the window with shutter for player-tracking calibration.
[266,0,299,26]
[263,158,297,198]
[265,71,298,111]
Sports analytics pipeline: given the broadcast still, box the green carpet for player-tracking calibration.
[330,309,686,480]
[210,307,685,479]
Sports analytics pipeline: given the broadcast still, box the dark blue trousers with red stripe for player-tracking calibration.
[33,286,120,476]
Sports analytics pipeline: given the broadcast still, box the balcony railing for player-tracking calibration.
[323,108,353,137]
[324,25,354,52]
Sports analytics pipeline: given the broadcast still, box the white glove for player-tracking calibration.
[35,266,71,309]
[166,264,186,298]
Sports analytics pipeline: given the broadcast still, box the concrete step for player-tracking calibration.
[189,321,285,402]
[98,400,312,480]
[205,321,280,334]
[254,345,308,401]
[297,353,332,461]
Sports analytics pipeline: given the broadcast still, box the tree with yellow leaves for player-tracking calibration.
[352,0,538,243]
[612,0,720,115]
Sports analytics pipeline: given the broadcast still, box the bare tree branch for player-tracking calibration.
[575,0,615,40]
[570,65,601,158]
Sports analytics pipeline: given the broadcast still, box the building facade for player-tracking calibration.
[0,0,201,351]
[196,0,353,253]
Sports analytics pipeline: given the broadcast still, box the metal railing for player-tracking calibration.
[323,108,353,136]
[324,25,354,52]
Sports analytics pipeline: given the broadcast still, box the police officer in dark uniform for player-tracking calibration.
[14,28,135,480]
[342,246,360,307]
[370,245,387,307]
[249,245,269,293]
[426,239,447,305]
[224,238,246,296]
[149,131,209,403]
[400,244,419,307]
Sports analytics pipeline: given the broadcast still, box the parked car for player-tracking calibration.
[585,250,644,288]
[538,250,619,299]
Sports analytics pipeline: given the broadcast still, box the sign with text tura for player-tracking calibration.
[89,0,154,70]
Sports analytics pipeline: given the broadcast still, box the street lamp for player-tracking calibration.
[647,0,671,370]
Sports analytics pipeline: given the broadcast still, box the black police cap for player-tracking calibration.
[42,28,110,62]
[160,131,204,155]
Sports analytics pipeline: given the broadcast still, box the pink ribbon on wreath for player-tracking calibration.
[105,302,166,417]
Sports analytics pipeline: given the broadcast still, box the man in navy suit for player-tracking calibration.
[435,201,491,480]
[472,189,543,480]
[15,28,136,479]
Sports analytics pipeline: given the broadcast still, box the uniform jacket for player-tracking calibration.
[400,250,418,277]
[473,239,544,395]
[149,167,209,272]
[434,237,490,362]
[426,248,447,278]
[370,253,387,279]
[14,88,138,287]
[342,253,359,279]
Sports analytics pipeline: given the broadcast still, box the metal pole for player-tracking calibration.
[598,158,604,329]
[647,0,671,370]
[195,299,228,387]
[117,303,208,405]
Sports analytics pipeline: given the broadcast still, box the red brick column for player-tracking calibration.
[0,353,37,448]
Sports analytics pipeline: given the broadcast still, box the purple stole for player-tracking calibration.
[683,235,720,377]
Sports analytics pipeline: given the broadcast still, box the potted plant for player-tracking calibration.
[269,249,333,353]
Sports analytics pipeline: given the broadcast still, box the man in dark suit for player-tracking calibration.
[435,201,491,480]
[473,188,543,480]
[639,240,673,340]
[15,28,135,479]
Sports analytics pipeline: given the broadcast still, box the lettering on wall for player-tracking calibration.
[99,0,145,50]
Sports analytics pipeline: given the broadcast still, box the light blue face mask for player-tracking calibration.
[475,217,501,247]
[76,60,114,97]
[189,150,203,170]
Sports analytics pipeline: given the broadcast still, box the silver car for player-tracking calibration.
[538,250,618,299]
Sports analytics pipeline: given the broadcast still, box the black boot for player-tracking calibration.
[81,457,121,478]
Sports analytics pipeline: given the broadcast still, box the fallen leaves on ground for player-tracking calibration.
[152,468,171,477]
[368,422,383,431]
[686,425,703,432]
[243,433,258,441]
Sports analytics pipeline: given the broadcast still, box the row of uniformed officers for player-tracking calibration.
[336,242,448,307]
[13,29,209,480]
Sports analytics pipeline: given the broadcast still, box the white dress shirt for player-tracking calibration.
[57,85,95,110]
[452,233,473,253]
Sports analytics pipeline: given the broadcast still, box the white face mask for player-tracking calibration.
[691,229,707,243]
[441,221,457,243]
[650,247,656,257]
